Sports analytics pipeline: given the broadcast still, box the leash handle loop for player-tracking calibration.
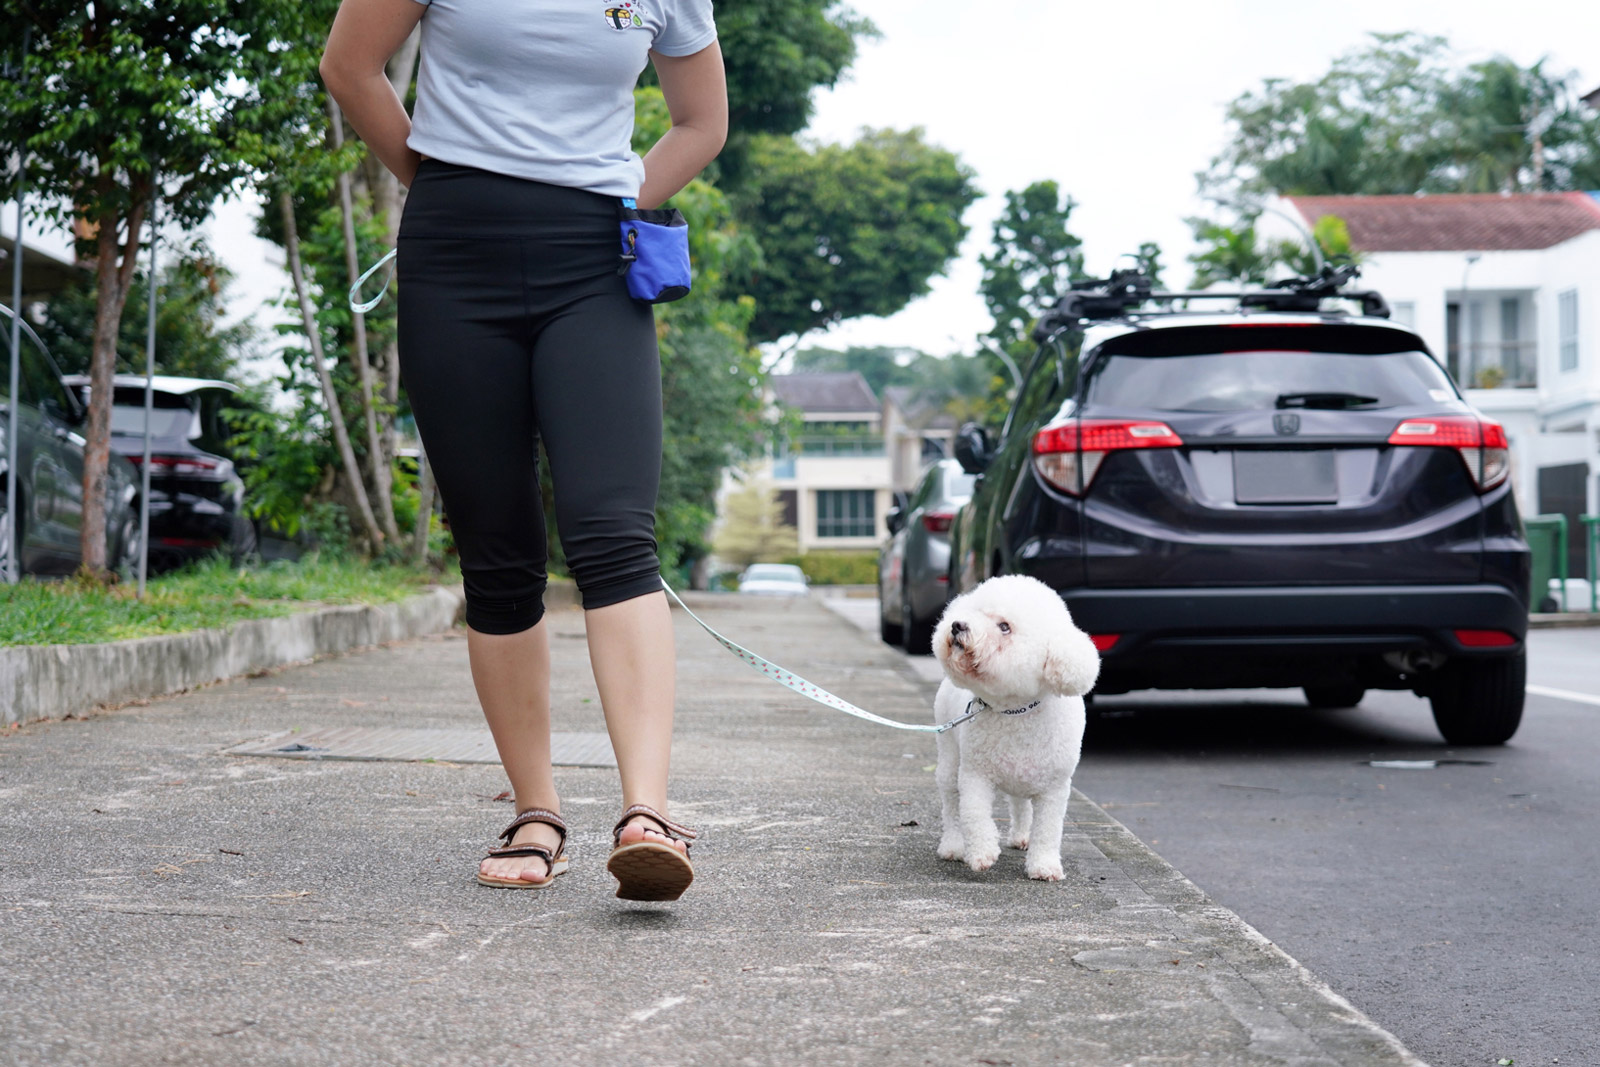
[660,578,973,734]
[349,248,397,313]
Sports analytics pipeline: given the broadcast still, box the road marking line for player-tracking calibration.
[1527,684,1600,708]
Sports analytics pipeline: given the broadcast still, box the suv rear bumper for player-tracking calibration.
[1062,584,1528,693]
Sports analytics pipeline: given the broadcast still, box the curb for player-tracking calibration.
[1528,610,1600,628]
[0,585,465,728]
[1071,791,1429,1066]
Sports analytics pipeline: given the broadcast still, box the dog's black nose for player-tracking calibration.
[949,620,968,643]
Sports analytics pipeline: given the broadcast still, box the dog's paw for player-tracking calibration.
[1025,859,1065,881]
[936,834,965,861]
[1007,835,1030,851]
[967,849,1000,873]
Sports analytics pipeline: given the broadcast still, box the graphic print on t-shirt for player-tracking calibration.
[603,1,644,29]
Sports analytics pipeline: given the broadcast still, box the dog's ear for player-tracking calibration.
[1043,625,1100,697]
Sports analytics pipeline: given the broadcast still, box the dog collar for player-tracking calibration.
[967,697,1042,718]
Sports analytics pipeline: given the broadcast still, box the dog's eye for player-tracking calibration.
[997,620,1011,634]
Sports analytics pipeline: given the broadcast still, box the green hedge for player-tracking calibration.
[783,551,878,586]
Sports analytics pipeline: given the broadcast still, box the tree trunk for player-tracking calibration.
[276,187,386,554]
[328,100,399,545]
[412,444,434,565]
[80,192,148,578]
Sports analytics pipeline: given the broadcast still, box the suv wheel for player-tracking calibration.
[1428,651,1526,746]
[879,585,904,646]
[0,497,15,578]
[112,515,141,580]
[1303,684,1365,709]
[902,583,935,656]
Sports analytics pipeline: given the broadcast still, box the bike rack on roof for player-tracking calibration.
[1031,263,1392,341]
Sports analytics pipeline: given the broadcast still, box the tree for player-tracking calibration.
[638,0,877,184]
[712,476,798,570]
[978,180,1084,359]
[1132,242,1166,290]
[1201,32,1600,207]
[735,129,979,343]
[0,0,297,576]
[1185,213,1360,289]
[32,248,257,381]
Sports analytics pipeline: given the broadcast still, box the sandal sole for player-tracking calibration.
[606,842,693,901]
[476,856,570,889]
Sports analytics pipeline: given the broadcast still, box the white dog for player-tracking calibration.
[932,575,1100,881]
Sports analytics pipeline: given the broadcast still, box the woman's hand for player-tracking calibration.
[321,0,428,187]
[638,42,729,210]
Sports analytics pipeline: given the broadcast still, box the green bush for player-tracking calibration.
[784,551,878,586]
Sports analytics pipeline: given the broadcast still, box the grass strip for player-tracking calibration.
[0,555,461,649]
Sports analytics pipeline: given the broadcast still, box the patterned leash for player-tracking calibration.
[659,579,985,734]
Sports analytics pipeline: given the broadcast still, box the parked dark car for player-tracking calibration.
[948,267,1530,745]
[61,374,256,571]
[878,458,975,653]
[2,305,141,577]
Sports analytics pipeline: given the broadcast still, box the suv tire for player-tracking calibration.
[1428,651,1526,746]
[1303,684,1366,709]
[902,583,935,656]
[879,592,903,646]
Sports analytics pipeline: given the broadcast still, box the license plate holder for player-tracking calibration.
[1233,450,1338,505]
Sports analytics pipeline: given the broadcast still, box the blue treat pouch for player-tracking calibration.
[618,198,691,304]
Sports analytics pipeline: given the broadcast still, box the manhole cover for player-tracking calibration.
[226,727,616,768]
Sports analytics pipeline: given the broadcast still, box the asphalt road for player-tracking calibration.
[824,594,1599,1067]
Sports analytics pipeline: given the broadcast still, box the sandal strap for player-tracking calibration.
[498,807,568,855]
[612,803,697,848]
[485,843,558,862]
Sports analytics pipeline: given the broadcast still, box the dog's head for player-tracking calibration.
[933,575,1100,707]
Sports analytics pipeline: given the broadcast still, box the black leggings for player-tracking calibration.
[397,160,663,634]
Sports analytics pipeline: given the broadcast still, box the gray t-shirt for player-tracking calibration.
[406,0,717,198]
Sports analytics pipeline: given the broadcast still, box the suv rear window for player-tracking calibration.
[1086,348,1458,412]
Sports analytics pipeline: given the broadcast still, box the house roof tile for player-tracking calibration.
[771,372,879,413]
[1287,192,1600,252]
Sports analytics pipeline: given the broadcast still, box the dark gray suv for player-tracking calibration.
[949,268,1530,745]
[2,305,141,578]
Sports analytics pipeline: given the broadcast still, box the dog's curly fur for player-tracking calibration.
[932,575,1100,880]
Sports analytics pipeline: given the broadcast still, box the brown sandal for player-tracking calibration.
[606,804,697,902]
[477,808,570,889]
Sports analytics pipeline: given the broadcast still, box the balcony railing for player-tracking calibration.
[1448,341,1538,390]
[788,434,886,457]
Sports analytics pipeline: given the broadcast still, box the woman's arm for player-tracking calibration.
[320,0,428,187]
[638,42,729,210]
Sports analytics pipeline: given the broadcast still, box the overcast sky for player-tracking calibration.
[169,2,1600,370]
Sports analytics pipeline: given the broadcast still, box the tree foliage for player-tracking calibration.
[712,477,798,570]
[0,0,299,575]
[32,248,257,381]
[735,129,979,343]
[639,0,877,183]
[978,180,1084,359]
[1202,32,1600,208]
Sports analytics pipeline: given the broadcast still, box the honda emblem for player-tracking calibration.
[1273,413,1301,436]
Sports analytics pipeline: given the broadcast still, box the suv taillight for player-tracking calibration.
[922,511,955,534]
[1387,416,1509,492]
[126,454,230,479]
[1033,419,1183,496]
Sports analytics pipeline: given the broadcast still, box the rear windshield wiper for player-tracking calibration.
[1274,391,1380,410]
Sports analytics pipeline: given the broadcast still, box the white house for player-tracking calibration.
[765,371,892,554]
[721,372,961,556]
[1268,192,1600,574]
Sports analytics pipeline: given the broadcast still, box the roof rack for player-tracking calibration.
[1031,263,1392,341]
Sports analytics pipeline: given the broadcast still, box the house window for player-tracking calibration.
[1559,289,1579,372]
[815,489,875,538]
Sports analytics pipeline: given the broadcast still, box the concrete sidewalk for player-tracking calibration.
[0,593,1425,1066]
